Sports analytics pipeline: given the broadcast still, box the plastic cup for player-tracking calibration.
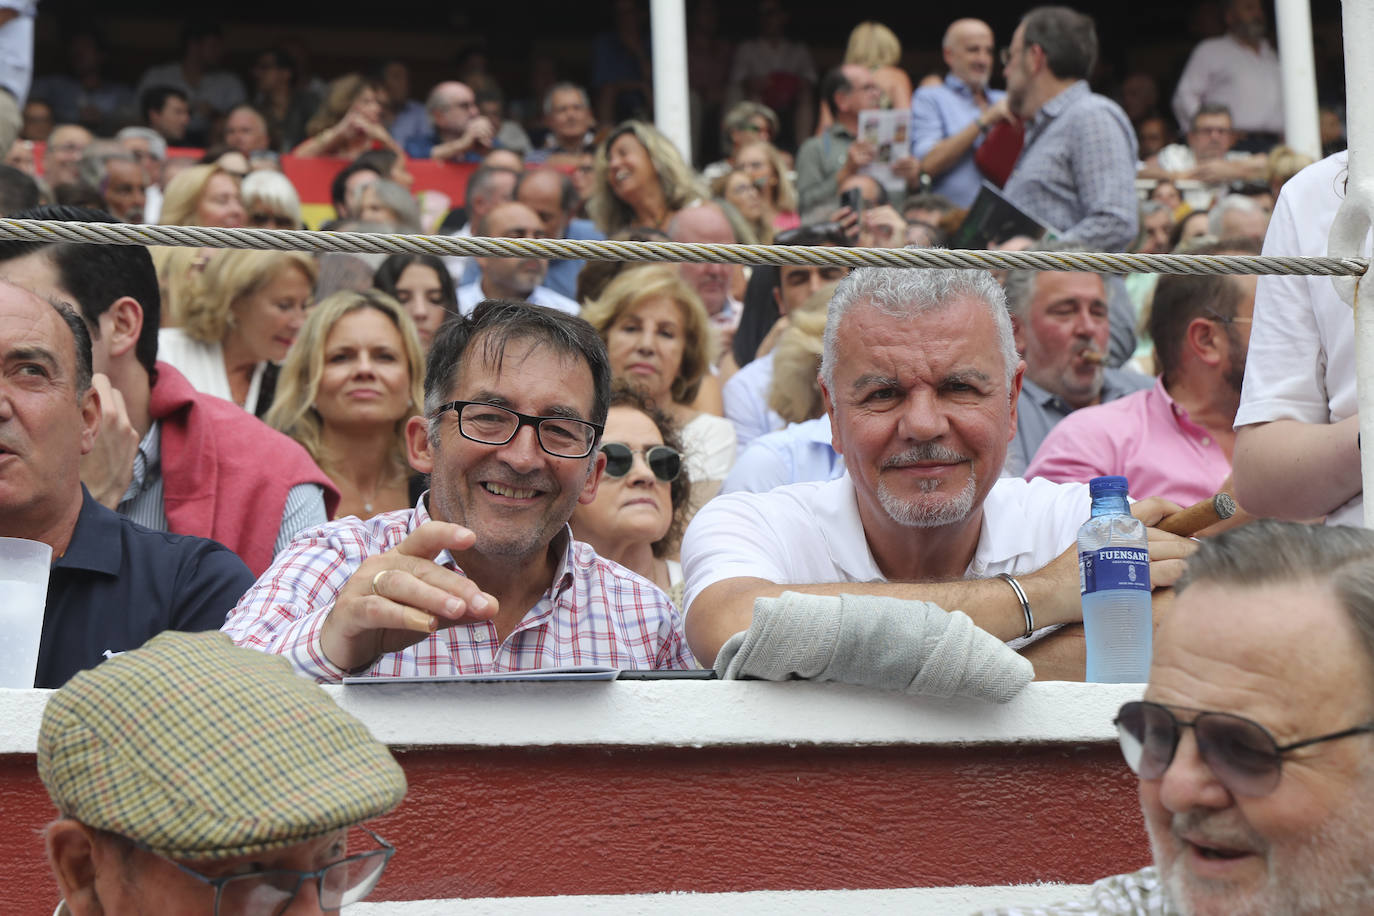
[0,537,52,688]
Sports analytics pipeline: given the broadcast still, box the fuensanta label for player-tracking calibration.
[1079,547,1150,594]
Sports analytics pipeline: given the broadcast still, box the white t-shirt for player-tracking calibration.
[680,412,737,483]
[456,281,581,317]
[681,473,1089,618]
[1233,151,1362,527]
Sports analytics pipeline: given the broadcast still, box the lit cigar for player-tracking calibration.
[1157,492,1238,537]
[1079,349,1106,365]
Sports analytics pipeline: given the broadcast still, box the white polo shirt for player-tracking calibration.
[1234,151,1361,527]
[681,472,1090,619]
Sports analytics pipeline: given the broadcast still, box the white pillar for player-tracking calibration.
[649,0,692,165]
[1275,0,1320,159]
[1330,1,1374,525]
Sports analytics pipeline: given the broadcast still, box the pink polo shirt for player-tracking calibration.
[1024,376,1232,506]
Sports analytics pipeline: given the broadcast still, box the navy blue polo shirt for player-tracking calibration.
[35,488,256,688]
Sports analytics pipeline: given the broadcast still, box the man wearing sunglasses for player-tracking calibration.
[226,300,694,677]
[986,520,1374,915]
[41,630,407,915]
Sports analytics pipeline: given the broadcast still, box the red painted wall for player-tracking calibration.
[4,744,1150,910]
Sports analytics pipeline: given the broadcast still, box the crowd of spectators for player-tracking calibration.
[0,0,1341,674]
[5,1,1374,912]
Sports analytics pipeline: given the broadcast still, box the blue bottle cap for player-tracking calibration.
[1088,475,1130,497]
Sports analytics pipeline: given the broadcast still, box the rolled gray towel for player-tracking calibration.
[714,591,1033,703]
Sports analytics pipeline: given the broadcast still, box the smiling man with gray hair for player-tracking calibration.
[681,266,1194,681]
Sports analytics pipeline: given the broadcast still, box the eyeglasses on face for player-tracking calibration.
[430,400,603,459]
[600,442,682,482]
[147,828,394,915]
[1114,700,1374,798]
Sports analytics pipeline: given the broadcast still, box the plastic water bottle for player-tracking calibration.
[1078,476,1152,682]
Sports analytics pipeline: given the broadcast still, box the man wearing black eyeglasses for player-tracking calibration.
[226,300,694,677]
[984,520,1374,916]
[41,630,407,916]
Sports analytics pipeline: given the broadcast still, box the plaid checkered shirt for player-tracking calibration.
[223,497,696,681]
[979,866,1177,915]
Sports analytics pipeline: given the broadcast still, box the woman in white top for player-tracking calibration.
[158,249,317,417]
[571,386,692,607]
[582,264,737,500]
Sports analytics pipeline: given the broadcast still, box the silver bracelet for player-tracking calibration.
[996,573,1034,639]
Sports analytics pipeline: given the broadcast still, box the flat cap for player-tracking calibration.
[37,631,406,861]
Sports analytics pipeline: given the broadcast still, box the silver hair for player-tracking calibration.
[1001,237,1100,321]
[1177,520,1374,675]
[351,178,421,234]
[1207,194,1263,237]
[542,81,591,116]
[115,126,166,161]
[241,170,303,227]
[820,264,1017,392]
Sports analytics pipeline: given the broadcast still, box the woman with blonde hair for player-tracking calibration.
[293,73,403,160]
[158,164,246,227]
[159,248,317,416]
[582,264,736,492]
[844,22,912,111]
[712,168,769,244]
[266,289,426,520]
[735,140,799,232]
[587,120,704,235]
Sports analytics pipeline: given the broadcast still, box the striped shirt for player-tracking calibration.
[117,421,327,556]
[223,496,695,681]
[980,866,1177,915]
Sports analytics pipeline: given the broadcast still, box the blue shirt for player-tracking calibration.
[404,130,486,161]
[721,415,846,494]
[1002,81,1139,251]
[37,488,255,688]
[910,75,1006,208]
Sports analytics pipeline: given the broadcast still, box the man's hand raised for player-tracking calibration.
[319,521,500,672]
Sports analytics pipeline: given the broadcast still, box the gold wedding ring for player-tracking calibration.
[371,570,387,595]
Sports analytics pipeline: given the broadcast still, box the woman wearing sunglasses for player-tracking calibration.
[572,387,692,608]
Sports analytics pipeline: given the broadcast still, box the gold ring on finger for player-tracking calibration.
[372,570,387,595]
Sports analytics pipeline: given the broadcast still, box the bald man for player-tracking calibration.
[514,167,604,300]
[911,19,1011,207]
[405,80,496,162]
[456,200,579,315]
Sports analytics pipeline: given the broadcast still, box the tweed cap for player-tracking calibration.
[37,631,406,861]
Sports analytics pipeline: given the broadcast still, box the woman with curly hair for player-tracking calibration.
[293,73,403,159]
[571,385,692,607]
[265,289,426,520]
[586,120,703,235]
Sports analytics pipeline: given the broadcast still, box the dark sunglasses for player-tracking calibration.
[600,442,682,482]
[1114,700,1374,798]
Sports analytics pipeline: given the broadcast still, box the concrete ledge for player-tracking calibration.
[0,680,1143,753]
[351,884,1094,914]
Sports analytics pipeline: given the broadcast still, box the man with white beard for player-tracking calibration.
[680,266,1193,677]
[984,520,1374,916]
